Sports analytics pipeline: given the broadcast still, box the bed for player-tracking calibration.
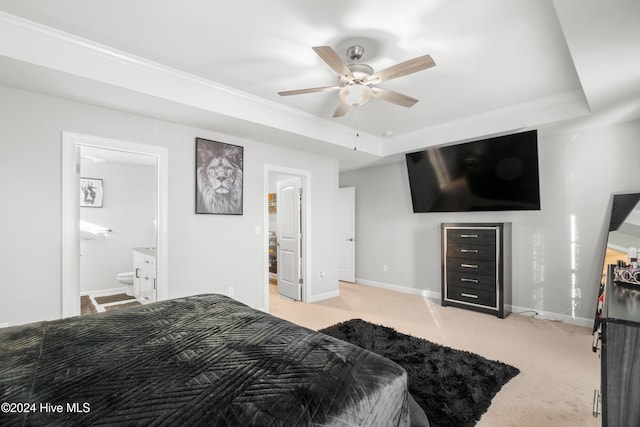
[0,294,413,426]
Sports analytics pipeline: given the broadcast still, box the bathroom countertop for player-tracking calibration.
[134,247,156,257]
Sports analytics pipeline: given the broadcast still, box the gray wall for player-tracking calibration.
[340,119,640,325]
[0,85,339,326]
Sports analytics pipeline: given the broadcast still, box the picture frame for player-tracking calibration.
[195,138,244,215]
[80,177,103,208]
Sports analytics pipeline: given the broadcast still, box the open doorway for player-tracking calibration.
[264,166,310,312]
[62,132,168,318]
[78,146,157,315]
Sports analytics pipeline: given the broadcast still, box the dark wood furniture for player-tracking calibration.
[441,222,511,318]
[593,265,640,426]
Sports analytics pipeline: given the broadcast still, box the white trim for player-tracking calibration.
[307,290,340,303]
[509,304,593,328]
[0,11,380,156]
[263,165,311,312]
[80,287,128,297]
[62,132,168,318]
[356,279,593,328]
[356,278,441,300]
[61,137,80,317]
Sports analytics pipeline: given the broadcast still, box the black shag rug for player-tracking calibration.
[319,319,520,427]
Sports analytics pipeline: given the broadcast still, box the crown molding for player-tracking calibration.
[0,11,383,157]
[384,89,590,155]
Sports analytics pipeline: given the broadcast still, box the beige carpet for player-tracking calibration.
[270,282,600,427]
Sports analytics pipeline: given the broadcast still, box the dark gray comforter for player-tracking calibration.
[0,294,409,426]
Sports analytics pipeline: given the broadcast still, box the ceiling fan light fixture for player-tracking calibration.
[347,63,374,81]
[278,45,435,116]
[339,84,372,107]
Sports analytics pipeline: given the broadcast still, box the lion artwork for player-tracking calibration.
[196,139,243,214]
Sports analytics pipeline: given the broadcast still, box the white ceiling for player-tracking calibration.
[0,0,638,170]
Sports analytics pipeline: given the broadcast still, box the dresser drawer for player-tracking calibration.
[446,285,497,308]
[446,256,496,276]
[445,270,496,293]
[446,242,496,261]
[441,223,511,318]
[446,228,497,246]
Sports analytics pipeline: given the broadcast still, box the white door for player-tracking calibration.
[277,177,302,300]
[338,187,356,282]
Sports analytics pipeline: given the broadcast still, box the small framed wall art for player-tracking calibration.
[80,177,103,208]
[195,138,244,215]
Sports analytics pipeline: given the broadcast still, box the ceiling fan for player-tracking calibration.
[278,45,435,118]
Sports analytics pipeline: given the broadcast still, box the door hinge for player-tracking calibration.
[299,278,303,285]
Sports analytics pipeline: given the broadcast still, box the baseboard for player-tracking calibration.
[509,304,593,328]
[356,278,593,328]
[307,290,340,303]
[81,287,129,297]
[355,278,440,300]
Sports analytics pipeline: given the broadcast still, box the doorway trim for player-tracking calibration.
[263,165,311,312]
[61,132,168,317]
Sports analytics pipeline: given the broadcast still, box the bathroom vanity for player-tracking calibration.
[133,247,156,302]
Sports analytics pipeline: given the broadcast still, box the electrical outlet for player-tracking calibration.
[383,264,388,272]
[228,286,235,298]
[319,271,326,279]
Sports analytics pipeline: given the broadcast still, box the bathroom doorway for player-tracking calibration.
[62,132,168,318]
[79,146,157,314]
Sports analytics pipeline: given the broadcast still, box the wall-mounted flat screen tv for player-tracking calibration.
[405,130,540,213]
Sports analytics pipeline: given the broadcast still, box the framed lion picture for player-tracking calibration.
[195,138,243,215]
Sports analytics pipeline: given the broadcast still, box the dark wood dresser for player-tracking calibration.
[441,222,511,318]
[593,264,640,425]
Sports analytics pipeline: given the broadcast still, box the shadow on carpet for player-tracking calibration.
[319,319,520,427]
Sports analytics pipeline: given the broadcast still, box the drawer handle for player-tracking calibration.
[461,278,479,284]
[460,263,478,269]
[461,293,479,299]
[460,249,479,253]
[460,234,478,238]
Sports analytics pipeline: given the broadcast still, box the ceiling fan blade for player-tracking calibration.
[312,46,355,81]
[278,86,340,96]
[366,54,435,84]
[333,101,350,118]
[372,87,419,108]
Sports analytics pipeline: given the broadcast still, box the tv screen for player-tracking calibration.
[405,130,540,213]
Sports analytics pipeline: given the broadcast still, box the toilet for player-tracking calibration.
[116,271,134,285]
[117,271,134,296]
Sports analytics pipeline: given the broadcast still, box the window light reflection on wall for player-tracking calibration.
[79,220,112,240]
